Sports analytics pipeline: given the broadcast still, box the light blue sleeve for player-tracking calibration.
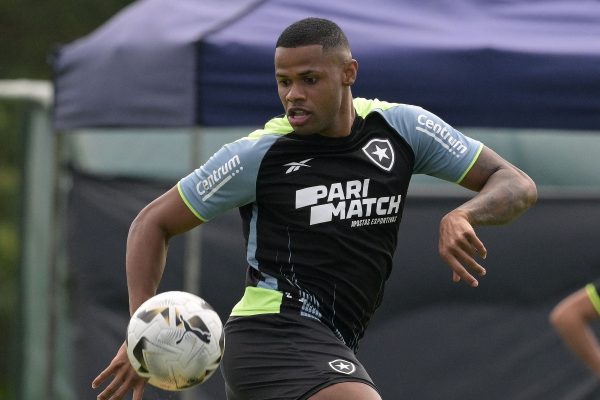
[377,105,483,183]
[177,134,278,221]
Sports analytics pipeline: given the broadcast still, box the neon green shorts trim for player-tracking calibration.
[230,286,283,316]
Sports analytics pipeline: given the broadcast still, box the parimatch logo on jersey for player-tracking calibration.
[295,178,402,226]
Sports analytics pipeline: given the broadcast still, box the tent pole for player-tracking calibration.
[181,127,204,400]
[182,127,202,295]
[19,101,57,400]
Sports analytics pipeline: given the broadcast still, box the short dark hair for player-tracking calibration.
[276,17,349,51]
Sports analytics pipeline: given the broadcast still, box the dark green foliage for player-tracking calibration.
[0,0,134,79]
[0,101,24,400]
[0,2,134,397]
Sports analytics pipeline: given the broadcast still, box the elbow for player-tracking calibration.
[513,169,537,212]
[549,304,572,336]
[549,300,580,335]
[549,305,565,329]
[129,211,146,238]
[130,205,153,234]
[129,204,172,242]
[522,174,538,209]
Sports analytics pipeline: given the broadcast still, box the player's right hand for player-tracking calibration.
[92,341,147,400]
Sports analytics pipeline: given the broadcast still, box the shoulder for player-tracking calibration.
[247,114,293,140]
[353,97,423,117]
[353,97,412,118]
[214,115,293,163]
[354,98,482,182]
[353,97,431,133]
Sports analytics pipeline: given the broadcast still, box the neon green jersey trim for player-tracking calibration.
[177,181,207,222]
[230,286,282,316]
[586,284,600,315]
[456,143,484,184]
[353,97,399,117]
[247,98,399,140]
[247,116,293,140]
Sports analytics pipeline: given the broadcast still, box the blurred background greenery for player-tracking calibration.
[0,1,133,398]
[1,3,599,399]
[0,101,24,400]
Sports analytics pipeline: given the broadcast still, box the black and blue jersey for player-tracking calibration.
[179,98,482,350]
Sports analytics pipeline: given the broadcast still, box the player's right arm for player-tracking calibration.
[93,186,204,400]
[125,186,204,315]
[92,133,269,399]
[550,284,600,377]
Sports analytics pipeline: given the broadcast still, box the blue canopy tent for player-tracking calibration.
[53,0,600,131]
[50,1,600,400]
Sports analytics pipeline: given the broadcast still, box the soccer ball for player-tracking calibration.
[126,291,224,391]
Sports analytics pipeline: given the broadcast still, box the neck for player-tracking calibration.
[321,93,355,138]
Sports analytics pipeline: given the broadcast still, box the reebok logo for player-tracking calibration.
[284,158,313,174]
[295,178,402,226]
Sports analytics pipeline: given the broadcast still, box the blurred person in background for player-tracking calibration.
[551,279,600,378]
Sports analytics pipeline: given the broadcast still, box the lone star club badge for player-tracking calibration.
[362,138,395,171]
[328,359,356,375]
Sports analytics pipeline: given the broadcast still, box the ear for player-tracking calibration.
[342,59,358,86]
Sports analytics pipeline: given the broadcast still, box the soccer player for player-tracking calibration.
[550,279,600,377]
[92,17,537,400]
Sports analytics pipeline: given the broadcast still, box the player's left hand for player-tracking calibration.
[92,341,147,400]
[438,209,487,287]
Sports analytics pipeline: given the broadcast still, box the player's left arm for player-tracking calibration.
[439,145,537,287]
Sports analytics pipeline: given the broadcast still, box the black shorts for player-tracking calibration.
[220,313,377,400]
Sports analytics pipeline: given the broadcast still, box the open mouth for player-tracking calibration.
[287,108,311,126]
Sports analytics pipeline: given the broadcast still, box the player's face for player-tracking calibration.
[275,45,356,137]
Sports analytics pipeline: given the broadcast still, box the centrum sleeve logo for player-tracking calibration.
[362,138,395,171]
[195,155,242,201]
[416,114,467,157]
[295,178,402,226]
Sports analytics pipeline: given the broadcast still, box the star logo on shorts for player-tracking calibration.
[328,359,356,375]
[362,138,395,171]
